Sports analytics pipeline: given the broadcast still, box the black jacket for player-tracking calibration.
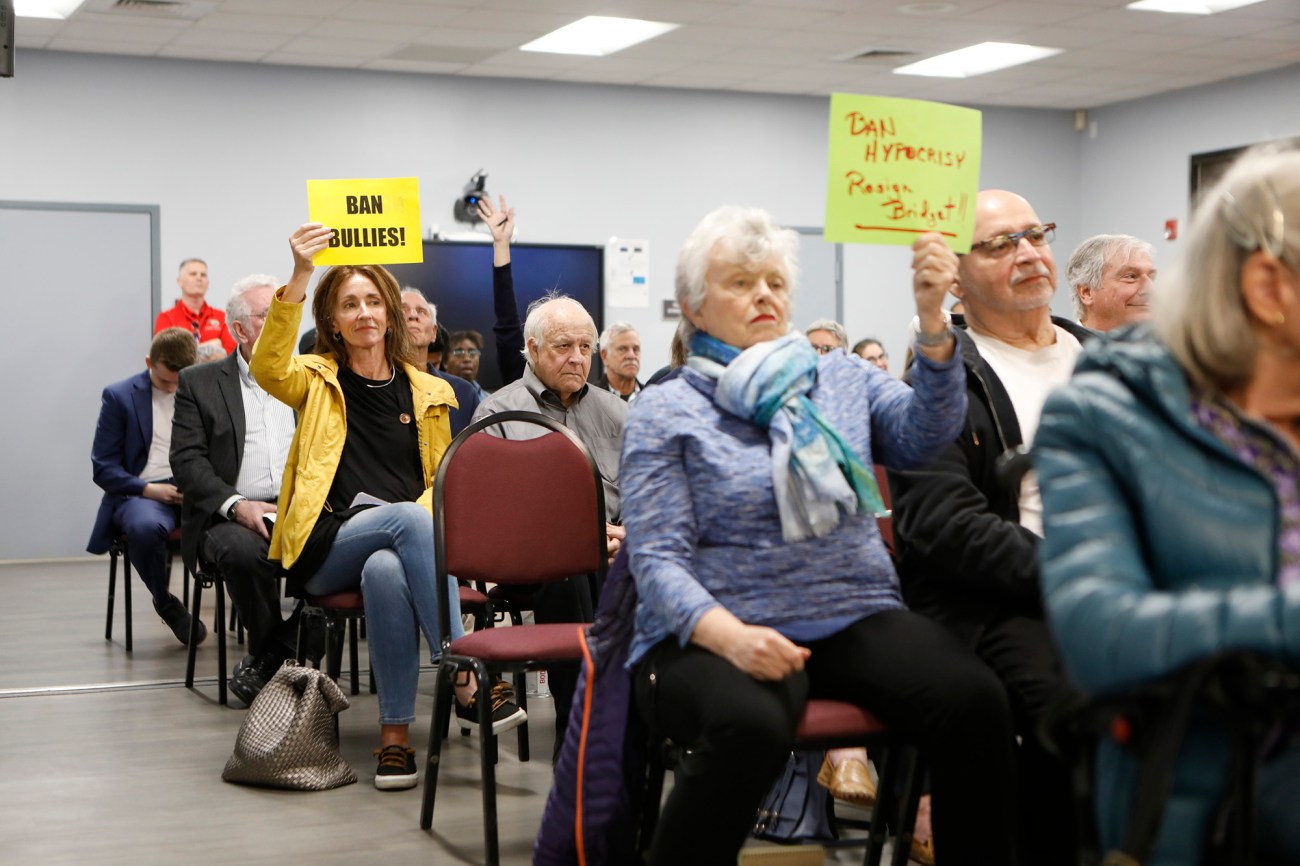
[170,352,250,575]
[887,315,1096,641]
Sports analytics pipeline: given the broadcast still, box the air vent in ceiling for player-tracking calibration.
[837,48,919,63]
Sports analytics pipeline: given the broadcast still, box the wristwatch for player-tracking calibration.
[915,325,954,347]
[227,498,246,520]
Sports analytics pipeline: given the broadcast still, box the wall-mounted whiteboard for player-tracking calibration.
[0,202,160,560]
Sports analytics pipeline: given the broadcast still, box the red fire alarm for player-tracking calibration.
[1164,219,1178,241]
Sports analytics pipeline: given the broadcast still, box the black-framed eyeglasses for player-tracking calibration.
[811,344,838,355]
[967,223,1056,258]
[451,348,481,358]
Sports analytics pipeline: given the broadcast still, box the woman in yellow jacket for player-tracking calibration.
[251,223,525,791]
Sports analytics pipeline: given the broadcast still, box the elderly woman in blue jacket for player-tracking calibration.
[621,205,1021,865]
[1036,144,1300,865]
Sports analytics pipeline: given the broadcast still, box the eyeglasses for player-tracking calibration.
[967,223,1056,258]
[451,348,481,358]
[811,344,838,355]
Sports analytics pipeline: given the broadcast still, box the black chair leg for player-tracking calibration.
[105,546,119,642]
[889,750,924,866]
[638,742,668,855]
[516,674,530,763]
[185,576,205,689]
[348,617,360,696]
[865,746,901,866]
[473,660,500,865]
[215,576,228,706]
[420,661,456,831]
[123,548,133,653]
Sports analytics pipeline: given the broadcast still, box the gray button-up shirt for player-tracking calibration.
[472,365,627,521]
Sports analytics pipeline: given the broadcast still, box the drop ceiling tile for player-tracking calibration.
[361,58,475,74]
[443,7,585,33]
[1248,20,1300,41]
[694,4,840,29]
[610,40,729,62]
[12,18,62,37]
[219,0,352,15]
[473,49,589,69]
[45,38,160,56]
[1161,14,1284,38]
[1184,36,1295,59]
[156,44,268,62]
[653,22,794,47]
[307,19,430,42]
[193,13,318,36]
[336,1,469,27]
[957,2,1093,26]
[413,27,535,50]
[57,19,186,42]
[1012,26,1132,51]
[168,28,290,52]
[276,36,403,59]
[457,64,564,80]
[270,53,364,68]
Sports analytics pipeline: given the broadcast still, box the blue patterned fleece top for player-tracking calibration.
[623,346,967,666]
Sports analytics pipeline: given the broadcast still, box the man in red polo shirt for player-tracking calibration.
[154,258,235,362]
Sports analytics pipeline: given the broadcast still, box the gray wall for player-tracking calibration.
[2,48,1296,557]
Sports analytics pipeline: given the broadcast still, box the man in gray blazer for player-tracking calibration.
[171,274,300,705]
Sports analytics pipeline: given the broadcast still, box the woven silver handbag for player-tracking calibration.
[222,659,358,790]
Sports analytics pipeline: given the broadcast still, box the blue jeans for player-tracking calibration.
[303,502,464,725]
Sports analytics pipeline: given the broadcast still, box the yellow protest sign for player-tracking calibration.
[824,94,981,252]
[306,177,423,265]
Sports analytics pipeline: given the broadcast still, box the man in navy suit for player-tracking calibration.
[89,327,203,645]
[171,274,303,704]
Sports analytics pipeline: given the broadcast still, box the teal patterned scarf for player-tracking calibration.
[687,331,886,541]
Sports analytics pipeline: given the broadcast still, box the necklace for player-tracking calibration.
[361,365,396,389]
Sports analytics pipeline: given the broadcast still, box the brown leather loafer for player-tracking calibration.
[815,754,878,807]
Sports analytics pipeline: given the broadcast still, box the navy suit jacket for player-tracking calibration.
[88,369,154,554]
[431,366,481,436]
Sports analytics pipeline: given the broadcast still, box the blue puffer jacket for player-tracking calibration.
[1034,327,1300,866]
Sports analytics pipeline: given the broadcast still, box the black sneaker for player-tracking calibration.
[455,679,527,736]
[229,653,281,706]
[154,594,206,646]
[372,745,418,790]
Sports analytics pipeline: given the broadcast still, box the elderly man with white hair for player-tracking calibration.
[1067,233,1157,332]
[472,290,628,761]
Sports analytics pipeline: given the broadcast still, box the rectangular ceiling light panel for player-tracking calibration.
[520,15,678,57]
[893,41,1063,78]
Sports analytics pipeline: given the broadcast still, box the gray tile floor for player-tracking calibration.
[0,560,910,865]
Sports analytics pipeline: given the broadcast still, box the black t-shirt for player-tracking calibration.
[289,364,423,585]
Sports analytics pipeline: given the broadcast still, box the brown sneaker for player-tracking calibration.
[455,679,527,735]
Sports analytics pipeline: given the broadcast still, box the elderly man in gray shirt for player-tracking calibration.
[471,292,628,760]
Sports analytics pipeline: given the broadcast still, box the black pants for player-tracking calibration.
[530,575,595,762]
[200,522,297,659]
[927,608,1080,866]
[968,615,1079,866]
[633,609,1019,866]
